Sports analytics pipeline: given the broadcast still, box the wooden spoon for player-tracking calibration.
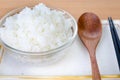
[78,12,102,80]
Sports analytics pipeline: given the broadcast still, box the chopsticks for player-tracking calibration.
[108,17,120,70]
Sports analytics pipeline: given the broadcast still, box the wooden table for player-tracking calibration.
[0,0,120,20]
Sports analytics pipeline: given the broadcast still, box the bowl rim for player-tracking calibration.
[0,7,78,55]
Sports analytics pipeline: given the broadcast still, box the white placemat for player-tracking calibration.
[0,20,120,75]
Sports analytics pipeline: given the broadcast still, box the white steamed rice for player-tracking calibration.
[0,3,73,52]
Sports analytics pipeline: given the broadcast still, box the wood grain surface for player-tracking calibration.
[0,0,120,20]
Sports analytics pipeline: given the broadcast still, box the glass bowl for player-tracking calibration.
[0,7,78,65]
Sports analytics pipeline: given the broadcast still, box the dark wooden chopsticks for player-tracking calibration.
[108,17,120,70]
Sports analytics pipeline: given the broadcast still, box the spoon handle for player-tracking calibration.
[90,55,101,80]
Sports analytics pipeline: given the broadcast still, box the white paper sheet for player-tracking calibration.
[0,20,120,75]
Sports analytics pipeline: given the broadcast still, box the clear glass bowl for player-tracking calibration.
[0,7,78,65]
